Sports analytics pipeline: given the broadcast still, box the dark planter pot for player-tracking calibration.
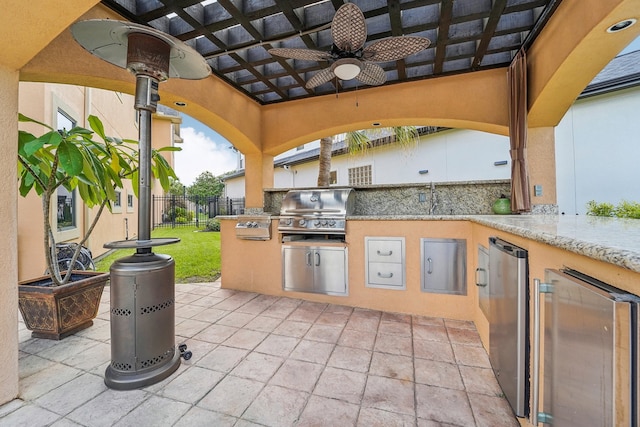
[18,271,109,340]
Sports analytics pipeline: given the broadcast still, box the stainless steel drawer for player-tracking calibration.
[366,238,403,263]
[367,262,404,288]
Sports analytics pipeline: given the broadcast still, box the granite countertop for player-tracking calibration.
[349,214,640,273]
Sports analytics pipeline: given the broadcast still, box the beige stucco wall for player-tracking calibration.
[0,64,20,406]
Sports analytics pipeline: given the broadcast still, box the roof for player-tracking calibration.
[101,0,559,105]
[580,49,640,98]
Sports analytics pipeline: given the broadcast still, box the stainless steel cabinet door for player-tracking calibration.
[314,247,348,295]
[282,246,314,292]
[421,238,466,295]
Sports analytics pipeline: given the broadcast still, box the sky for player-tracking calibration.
[173,36,640,187]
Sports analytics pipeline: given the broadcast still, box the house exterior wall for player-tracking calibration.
[227,129,512,197]
[555,85,640,215]
[17,83,178,281]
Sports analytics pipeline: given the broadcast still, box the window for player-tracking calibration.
[127,194,134,208]
[348,165,372,185]
[56,110,77,231]
[114,191,121,207]
[296,144,305,151]
[330,171,337,185]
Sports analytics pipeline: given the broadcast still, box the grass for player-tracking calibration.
[95,226,221,283]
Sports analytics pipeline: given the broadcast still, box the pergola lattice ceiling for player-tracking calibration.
[101,0,558,105]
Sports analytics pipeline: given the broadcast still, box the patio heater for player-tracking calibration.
[71,20,210,390]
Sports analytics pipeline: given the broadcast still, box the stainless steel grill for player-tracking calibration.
[278,188,355,236]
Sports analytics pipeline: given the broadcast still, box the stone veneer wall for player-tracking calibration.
[264,180,512,216]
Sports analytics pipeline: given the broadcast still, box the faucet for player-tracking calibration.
[429,182,438,215]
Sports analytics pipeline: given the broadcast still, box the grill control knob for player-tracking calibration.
[299,219,306,226]
[328,220,336,227]
[314,220,321,227]
[321,220,328,227]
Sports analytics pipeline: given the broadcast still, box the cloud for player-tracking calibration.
[173,126,238,186]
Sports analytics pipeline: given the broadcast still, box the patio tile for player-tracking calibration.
[174,291,206,304]
[378,320,412,337]
[374,334,413,356]
[174,338,217,363]
[345,314,380,331]
[216,311,256,328]
[327,345,372,373]
[175,318,211,337]
[269,359,324,393]
[324,303,354,315]
[223,329,267,350]
[160,366,224,403]
[415,384,475,426]
[261,298,301,318]
[412,324,449,342]
[413,339,455,363]
[37,336,99,362]
[414,359,464,390]
[381,312,412,323]
[244,315,283,333]
[230,352,284,382]
[18,354,55,379]
[188,295,226,307]
[304,324,343,343]
[459,365,503,395]
[112,395,190,427]
[452,343,492,368]
[357,407,417,427]
[338,328,377,350]
[298,301,327,312]
[175,304,207,319]
[447,327,483,347]
[194,307,229,323]
[253,334,299,357]
[444,318,476,330]
[242,385,308,427]
[176,406,237,427]
[0,400,23,418]
[362,375,415,415]
[313,367,366,404]
[272,319,312,338]
[192,324,238,344]
[0,404,60,427]
[315,312,349,327]
[468,392,520,427]
[35,372,107,416]
[286,308,322,323]
[197,375,264,417]
[19,363,82,400]
[289,339,335,364]
[297,395,359,427]
[197,345,249,373]
[66,389,149,427]
[369,352,414,381]
[412,315,444,327]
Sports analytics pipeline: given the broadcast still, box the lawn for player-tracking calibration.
[95,226,221,283]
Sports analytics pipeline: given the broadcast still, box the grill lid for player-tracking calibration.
[278,188,355,234]
[280,188,355,217]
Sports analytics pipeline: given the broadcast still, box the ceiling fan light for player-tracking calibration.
[331,58,362,80]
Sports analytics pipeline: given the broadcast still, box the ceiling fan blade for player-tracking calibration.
[332,3,367,52]
[357,62,386,86]
[362,36,431,62]
[306,68,336,89]
[268,48,331,62]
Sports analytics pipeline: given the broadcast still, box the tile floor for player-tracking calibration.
[1,280,519,427]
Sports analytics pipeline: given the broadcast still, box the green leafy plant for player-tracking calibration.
[18,113,179,286]
[205,218,220,231]
[586,200,640,218]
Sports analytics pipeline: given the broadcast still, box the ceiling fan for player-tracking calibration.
[268,2,431,89]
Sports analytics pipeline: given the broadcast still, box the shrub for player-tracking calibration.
[586,200,640,218]
[205,219,220,231]
[175,215,188,224]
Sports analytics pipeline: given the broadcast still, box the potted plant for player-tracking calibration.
[17,113,178,339]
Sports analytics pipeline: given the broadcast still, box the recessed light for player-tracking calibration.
[607,19,637,33]
[174,101,187,107]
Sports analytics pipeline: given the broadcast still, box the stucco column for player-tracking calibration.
[528,127,558,213]
[244,153,274,210]
[0,65,20,404]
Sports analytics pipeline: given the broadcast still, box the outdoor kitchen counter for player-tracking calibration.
[348,214,640,273]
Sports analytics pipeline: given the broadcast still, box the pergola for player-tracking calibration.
[0,0,639,405]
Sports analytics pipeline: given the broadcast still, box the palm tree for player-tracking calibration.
[317,126,419,187]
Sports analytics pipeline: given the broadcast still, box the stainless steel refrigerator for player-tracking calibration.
[532,268,640,427]
[488,237,529,418]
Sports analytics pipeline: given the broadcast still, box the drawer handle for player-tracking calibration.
[377,272,394,278]
[427,257,433,274]
[377,250,393,256]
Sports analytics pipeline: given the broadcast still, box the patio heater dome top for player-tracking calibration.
[71,19,211,81]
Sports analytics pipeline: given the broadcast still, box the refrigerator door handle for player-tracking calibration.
[531,278,542,426]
